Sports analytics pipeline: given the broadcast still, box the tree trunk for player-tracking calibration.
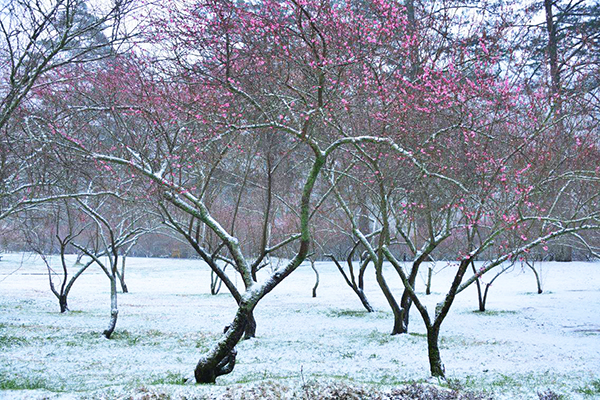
[374,259,403,334]
[311,259,319,298]
[482,283,492,310]
[119,277,129,294]
[544,0,560,98]
[471,262,485,311]
[425,266,433,295]
[59,294,69,313]
[328,254,373,312]
[195,306,250,383]
[398,262,420,333]
[427,325,445,378]
[243,310,256,339]
[210,269,223,295]
[118,256,129,293]
[527,263,543,294]
[103,277,118,339]
[356,288,374,312]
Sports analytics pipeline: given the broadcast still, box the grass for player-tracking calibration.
[470,309,519,316]
[0,334,29,348]
[367,329,396,344]
[0,374,58,391]
[457,371,586,399]
[326,309,370,318]
[326,309,392,319]
[148,371,188,385]
[577,379,600,396]
[491,373,521,388]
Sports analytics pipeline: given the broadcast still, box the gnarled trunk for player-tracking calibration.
[195,305,251,383]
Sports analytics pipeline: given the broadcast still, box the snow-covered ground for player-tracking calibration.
[0,253,599,399]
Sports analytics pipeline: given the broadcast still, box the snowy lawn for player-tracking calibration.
[0,253,599,399]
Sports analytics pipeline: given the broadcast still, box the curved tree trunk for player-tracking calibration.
[103,276,118,339]
[195,304,252,383]
[375,259,403,334]
[527,262,543,294]
[311,258,319,298]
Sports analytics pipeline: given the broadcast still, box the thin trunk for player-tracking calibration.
[399,262,419,333]
[375,170,401,333]
[425,265,433,295]
[386,247,469,379]
[210,269,223,295]
[405,0,421,79]
[471,262,485,311]
[482,283,492,310]
[375,258,403,334]
[310,258,319,298]
[103,276,118,339]
[193,147,324,383]
[328,253,374,312]
[527,262,543,294]
[544,0,560,99]
[356,288,374,312]
[117,255,128,293]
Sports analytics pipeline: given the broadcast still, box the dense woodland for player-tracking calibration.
[1,0,599,383]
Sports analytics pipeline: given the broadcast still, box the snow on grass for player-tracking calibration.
[0,253,599,399]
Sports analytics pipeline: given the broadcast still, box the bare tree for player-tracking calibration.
[71,195,149,339]
[20,200,99,313]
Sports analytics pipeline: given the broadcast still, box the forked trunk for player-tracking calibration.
[472,262,485,311]
[398,262,420,333]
